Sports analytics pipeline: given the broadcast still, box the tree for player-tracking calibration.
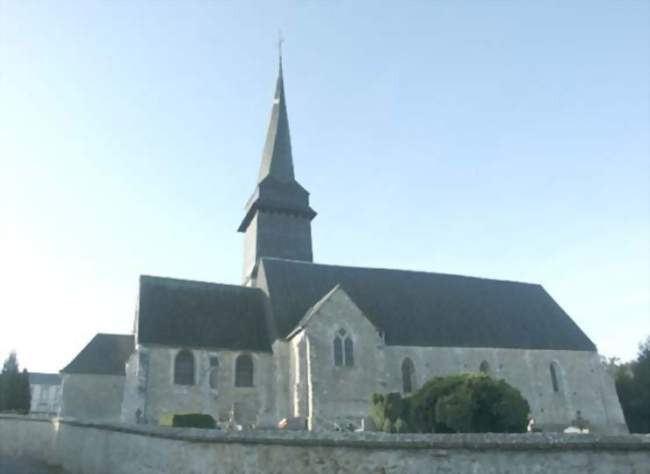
[371,373,530,433]
[612,337,650,433]
[0,352,31,413]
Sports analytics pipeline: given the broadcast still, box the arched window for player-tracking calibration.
[333,337,343,366]
[344,337,354,367]
[479,360,490,374]
[174,350,194,385]
[235,354,254,387]
[402,358,415,394]
[333,329,354,367]
[550,362,560,392]
[208,356,219,390]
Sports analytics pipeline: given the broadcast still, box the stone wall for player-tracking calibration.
[286,286,627,433]
[30,383,61,415]
[0,415,648,474]
[60,374,124,421]
[121,345,276,426]
[288,287,385,429]
[381,345,626,433]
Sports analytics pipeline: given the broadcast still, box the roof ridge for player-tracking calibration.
[95,333,133,338]
[259,257,541,287]
[140,275,263,292]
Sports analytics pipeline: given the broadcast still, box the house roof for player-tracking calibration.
[61,334,134,375]
[258,258,597,352]
[137,275,272,352]
[28,373,61,385]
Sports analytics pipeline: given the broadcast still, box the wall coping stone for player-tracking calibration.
[1,414,648,452]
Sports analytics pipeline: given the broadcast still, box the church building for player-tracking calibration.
[60,58,627,434]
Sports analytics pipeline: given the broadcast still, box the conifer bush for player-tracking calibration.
[0,352,31,414]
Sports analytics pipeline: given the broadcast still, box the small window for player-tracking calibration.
[333,337,343,366]
[174,350,195,385]
[402,358,415,394]
[209,357,219,390]
[344,337,354,367]
[235,354,254,387]
[479,360,490,374]
[550,362,560,392]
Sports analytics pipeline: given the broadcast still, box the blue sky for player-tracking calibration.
[0,1,648,372]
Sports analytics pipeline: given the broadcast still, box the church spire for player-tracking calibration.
[257,51,294,183]
[238,53,316,286]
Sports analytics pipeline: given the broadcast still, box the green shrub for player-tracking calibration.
[371,392,412,433]
[371,373,530,433]
[394,418,409,433]
[163,413,216,429]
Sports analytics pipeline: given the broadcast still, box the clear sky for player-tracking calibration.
[0,1,648,372]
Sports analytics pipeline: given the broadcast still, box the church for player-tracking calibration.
[59,58,627,434]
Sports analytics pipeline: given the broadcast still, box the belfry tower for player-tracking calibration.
[238,57,316,286]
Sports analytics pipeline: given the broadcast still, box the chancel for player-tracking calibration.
[59,56,628,434]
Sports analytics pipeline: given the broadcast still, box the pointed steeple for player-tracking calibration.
[258,55,295,183]
[238,54,316,286]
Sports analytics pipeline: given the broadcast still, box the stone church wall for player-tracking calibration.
[129,345,275,426]
[289,288,386,430]
[283,287,627,433]
[382,345,627,433]
[1,415,648,474]
[59,374,124,421]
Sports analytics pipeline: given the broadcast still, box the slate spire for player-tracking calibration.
[258,55,295,184]
[238,55,316,286]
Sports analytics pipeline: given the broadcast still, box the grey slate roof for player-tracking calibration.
[137,275,272,352]
[28,373,61,385]
[61,334,134,375]
[258,258,597,352]
[258,58,294,184]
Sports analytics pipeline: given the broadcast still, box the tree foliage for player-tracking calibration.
[371,373,530,433]
[608,337,650,433]
[371,392,410,433]
[0,352,31,413]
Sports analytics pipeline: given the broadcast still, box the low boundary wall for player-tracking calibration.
[0,415,649,474]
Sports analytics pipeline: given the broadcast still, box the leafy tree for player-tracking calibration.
[0,352,31,413]
[611,337,650,433]
[371,373,530,433]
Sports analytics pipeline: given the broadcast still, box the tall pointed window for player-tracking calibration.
[174,350,194,385]
[344,337,354,367]
[550,362,560,393]
[235,354,254,387]
[333,337,343,366]
[208,356,219,390]
[334,329,354,367]
[402,358,415,394]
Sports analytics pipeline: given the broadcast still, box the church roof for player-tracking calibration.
[258,258,597,352]
[137,275,272,352]
[61,334,134,375]
[28,373,61,385]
